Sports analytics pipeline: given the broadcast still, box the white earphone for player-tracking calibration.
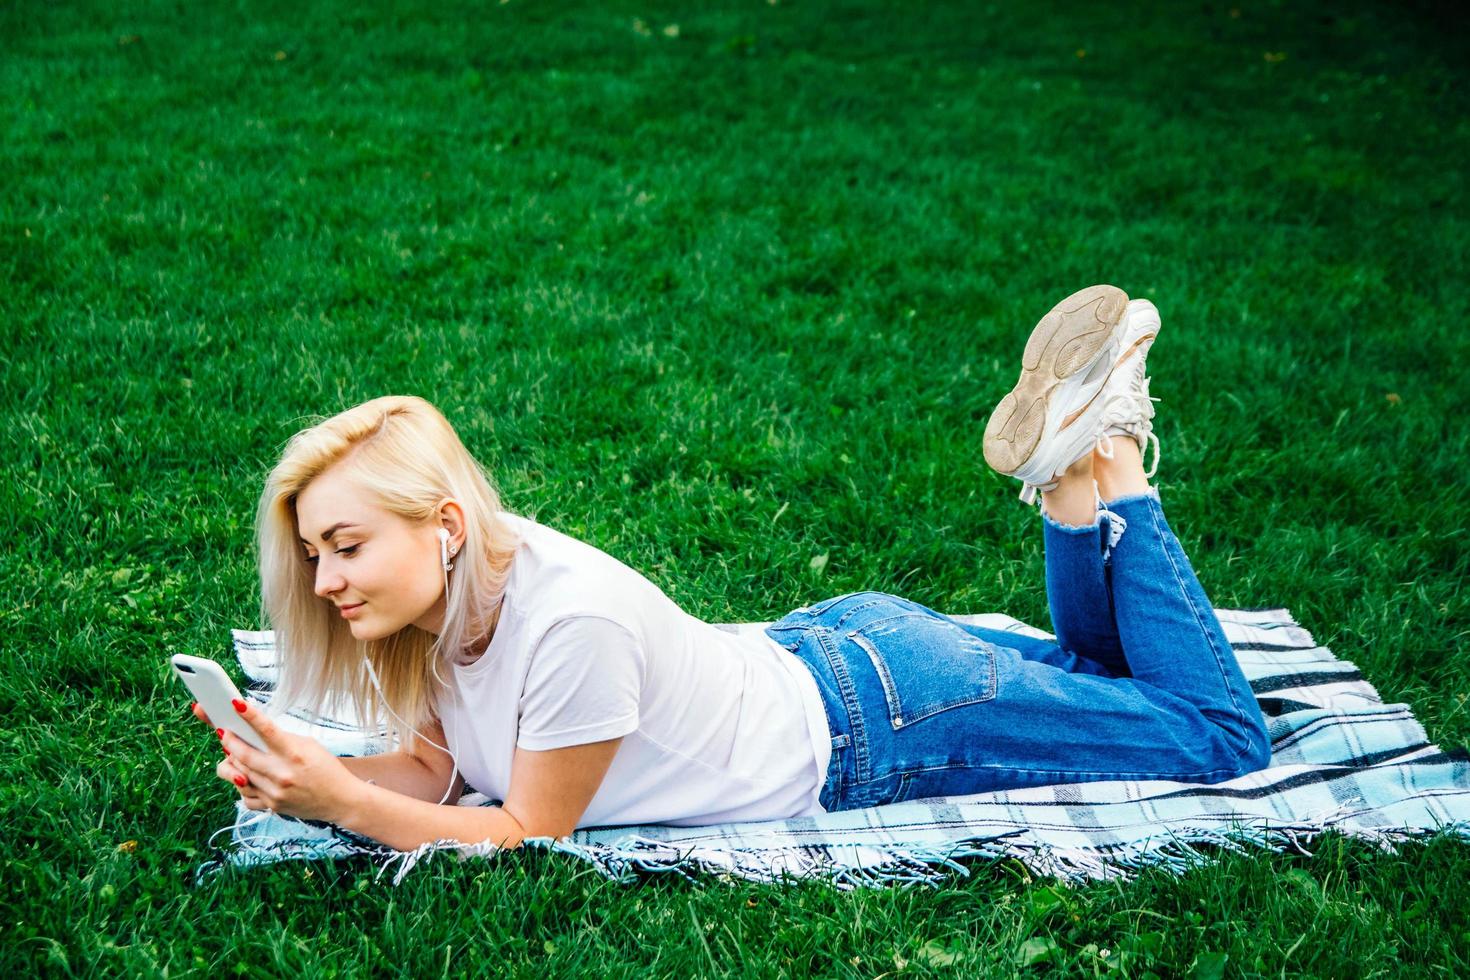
[436,527,458,611]
[437,526,454,570]
[361,655,459,805]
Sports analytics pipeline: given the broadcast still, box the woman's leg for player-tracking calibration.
[1033,452,1132,676]
[953,623,1118,677]
[915,439,1265,796]
[952,449,1131,677]
[777,575,1272,811]
[1091,434,1153,502]
[1084,440,1268,767]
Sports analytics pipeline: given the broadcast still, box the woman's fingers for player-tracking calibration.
[219,729,289,786]
[191,701,213,727]
[223,747,285,800]
[216,755,263,793]
[216,756,246,785]
[217,755,270,809]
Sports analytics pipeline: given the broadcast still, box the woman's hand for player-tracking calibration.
[196,699,365,824]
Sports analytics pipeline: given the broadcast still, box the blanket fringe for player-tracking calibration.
[198,817,1470,891]
[511,818,1470,889]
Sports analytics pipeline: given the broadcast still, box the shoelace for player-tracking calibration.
[1028,479,1130,554]
[1093,479,1128,554]
[1094,374,1161,479]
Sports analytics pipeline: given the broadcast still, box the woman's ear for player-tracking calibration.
[435,498,467,551]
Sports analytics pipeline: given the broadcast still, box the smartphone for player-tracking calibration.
[171,654,269,752]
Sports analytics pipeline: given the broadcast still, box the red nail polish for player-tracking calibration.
[216,728,224,737]
[223,749,230,756]
[233,775,247,787]
[190,701,198,714]
[232,699,247,713]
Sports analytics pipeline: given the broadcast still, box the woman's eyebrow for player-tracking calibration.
[299,521,361,545]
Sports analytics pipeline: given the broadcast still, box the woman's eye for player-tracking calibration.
[304,545,355,563]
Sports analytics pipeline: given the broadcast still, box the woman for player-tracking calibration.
[198,284,1272,852]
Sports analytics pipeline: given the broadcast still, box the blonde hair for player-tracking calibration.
[256,395,518,749]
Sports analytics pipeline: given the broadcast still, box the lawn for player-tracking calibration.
[4,0,1469,975]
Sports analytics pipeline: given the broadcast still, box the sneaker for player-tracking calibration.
[982,284,1130,504]
[1093,299,1162,479]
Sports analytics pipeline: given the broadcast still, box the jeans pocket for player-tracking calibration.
[847,614,997,729]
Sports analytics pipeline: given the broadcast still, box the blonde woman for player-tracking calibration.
[196,284,1271,851]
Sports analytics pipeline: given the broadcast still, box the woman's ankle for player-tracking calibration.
[1040,455,1098,526]
[1094,438,1151,500]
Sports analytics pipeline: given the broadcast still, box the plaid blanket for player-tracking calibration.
[199,608,1470,889]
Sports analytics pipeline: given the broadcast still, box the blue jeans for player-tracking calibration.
[763,489,1272,812]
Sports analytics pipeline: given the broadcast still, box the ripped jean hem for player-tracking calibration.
[1100,487,1161,507]
[1040,486,1157,559]
[1040,487,1158,530]
[1041,511,1102,533]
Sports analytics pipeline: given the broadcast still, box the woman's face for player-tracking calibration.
[295,466,449,639]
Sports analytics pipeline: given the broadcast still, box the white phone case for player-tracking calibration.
[171,654,269,752]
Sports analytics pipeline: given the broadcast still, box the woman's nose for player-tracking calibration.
[314,564,344,598]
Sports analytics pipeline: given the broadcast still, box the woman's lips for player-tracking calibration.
[340,602,365,618]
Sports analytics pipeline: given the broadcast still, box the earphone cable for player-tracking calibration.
[362,655,460,807]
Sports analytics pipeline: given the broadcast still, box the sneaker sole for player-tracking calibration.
[982,284,1129,475]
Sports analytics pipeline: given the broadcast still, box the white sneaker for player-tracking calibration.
[1093,299,1162,479]
[982,284,1130,504]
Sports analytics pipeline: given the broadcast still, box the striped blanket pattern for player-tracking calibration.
[200,608,1470,889]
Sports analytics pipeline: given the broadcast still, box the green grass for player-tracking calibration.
[4,0,1469,974]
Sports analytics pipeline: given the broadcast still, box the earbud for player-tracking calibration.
[435,528,458,575]
[438,527,455,572]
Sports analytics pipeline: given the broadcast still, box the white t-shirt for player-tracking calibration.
[435,511,832,828]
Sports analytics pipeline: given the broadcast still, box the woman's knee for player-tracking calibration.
[1216,713,1272,778]
[1240,719,1273,774]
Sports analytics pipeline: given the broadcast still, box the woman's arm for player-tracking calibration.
[216,700,623,851]
[340,754,463,803]
[336,781,526,850]
[335,738,624,851]
[339,719,462,803]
